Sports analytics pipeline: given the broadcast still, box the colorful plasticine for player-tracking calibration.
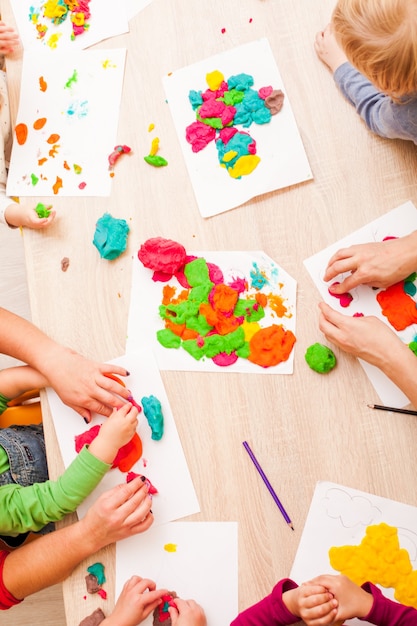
[74,425,142,472]
[138,237,296,368]
[305,343,337,373]
[185,69,284,178]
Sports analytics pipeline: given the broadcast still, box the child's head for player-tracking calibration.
[332,0,417,98]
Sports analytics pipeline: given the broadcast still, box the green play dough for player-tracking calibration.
[305,343,336,373]
[92,212,129,260]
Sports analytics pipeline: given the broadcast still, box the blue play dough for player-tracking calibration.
[141,395,164,440]
[93,212,130,260]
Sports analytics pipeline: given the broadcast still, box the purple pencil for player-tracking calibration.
[242,440,294,530]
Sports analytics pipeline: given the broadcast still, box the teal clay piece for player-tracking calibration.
[87,562,106,585]
[141,395,164,440]
[305,343,336,373]
[93,212,130,260]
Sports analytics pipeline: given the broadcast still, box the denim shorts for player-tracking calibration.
[0,424,49,487]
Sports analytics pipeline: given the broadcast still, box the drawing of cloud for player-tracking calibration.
[322,487,382,528]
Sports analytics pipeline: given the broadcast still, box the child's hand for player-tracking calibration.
[0,21,20,55]
[306,575,373,622]
[314,24,348,73]
[4,203,56,229]
[101,576,169,626]
[168,598,207,625]
[89,402,138,464]
[283,584,337,625]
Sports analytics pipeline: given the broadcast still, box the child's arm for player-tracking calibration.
[231,579,307,625]
[88,402,139,465]
[0,404,142,534]
[3,202,56,230]
[100,576,169,626]
[306,575,373,622]
[0,21,19,55]
[0,365,49,401]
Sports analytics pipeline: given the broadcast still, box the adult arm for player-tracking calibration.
[0,445,110,534]
[333,63,417,144]
[318,303,417,407]
[1,476,152,601]
[0,307,130,419]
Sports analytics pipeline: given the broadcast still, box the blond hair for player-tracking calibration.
[332,0,417,99]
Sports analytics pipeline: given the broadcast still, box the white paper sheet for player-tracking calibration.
[10,0,128,51]
[46,352,200,522]
[7,48,127,197]
[163,38,313,217]
[290,481,417,625]
[116,522,238,626]
[126,249,297,373]
[304,201,417,407]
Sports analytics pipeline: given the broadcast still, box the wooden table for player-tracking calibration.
[2,0,417,624]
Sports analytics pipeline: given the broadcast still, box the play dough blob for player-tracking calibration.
[138,237,187,275]
[93,212,130,260]
[305,343,336,373]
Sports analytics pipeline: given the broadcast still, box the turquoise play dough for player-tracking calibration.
[93,212,130,260]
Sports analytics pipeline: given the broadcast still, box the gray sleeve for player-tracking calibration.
[333,62,417,145]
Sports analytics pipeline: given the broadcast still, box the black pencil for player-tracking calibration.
[367,403,417,416]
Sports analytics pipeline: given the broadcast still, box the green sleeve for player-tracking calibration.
[0,445,111,535]
[0,392,10,415]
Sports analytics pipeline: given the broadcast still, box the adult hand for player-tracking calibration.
[44,347,131,420]
[101,576,169,626]
[324,232,417,293]
[80,476,153,550]
[318,302,405,366]
[306,575,373,622]
[0,21,19,54]
[169,597,207,625]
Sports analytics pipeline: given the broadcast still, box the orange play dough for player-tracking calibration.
[15,123,28,145]
[376,282,417,331]
[248,324,296,367]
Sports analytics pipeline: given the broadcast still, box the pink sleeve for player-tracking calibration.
[0,550,22,610]
[230,578,300,626]
[361,582,417,625]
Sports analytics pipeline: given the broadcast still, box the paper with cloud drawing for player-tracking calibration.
[10,0,128,51]
[304,201,417,408]
[163,38,313,218]
[290,481,417,625]
[126,249,297,374]
[7,48,126,197]
[46,352,200,523]
[116,522,238,626]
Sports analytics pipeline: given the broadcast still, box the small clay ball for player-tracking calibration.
[305,343,336,373]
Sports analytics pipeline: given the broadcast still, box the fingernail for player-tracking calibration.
[84,418,89,424]
[140,475,146,482]
[125,370,130,376]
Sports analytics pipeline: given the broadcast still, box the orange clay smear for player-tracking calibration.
[268,293,289,318]
[162,284,188,306]
[52,176,63,194]
[255,292,268,308]
[376,282,417,331]
[33,117,47,130]
[38,158,48,166]
[47,133,60,144]
[15,123,28,145]
[104,373,126,387]
[39,76,47,92]
[248,324,296,367]
[329,522,417,608]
